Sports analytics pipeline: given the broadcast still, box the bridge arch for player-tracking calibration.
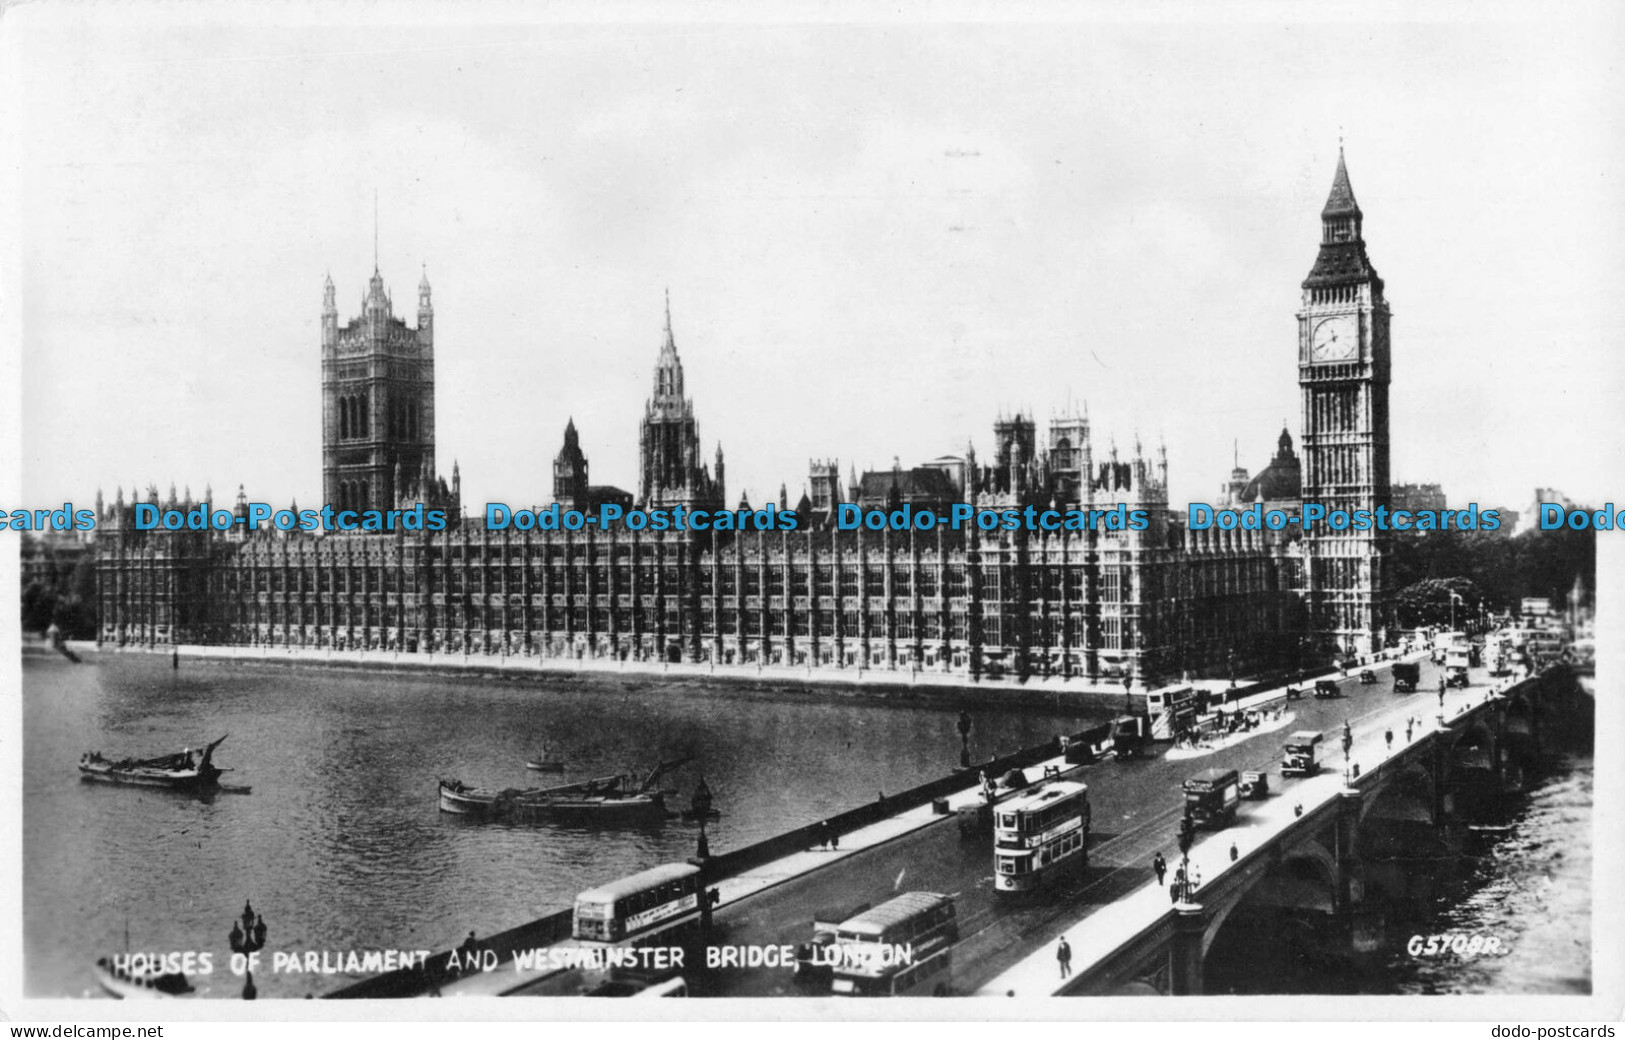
[1202,839,1338,959]
[1448,718,1502,821]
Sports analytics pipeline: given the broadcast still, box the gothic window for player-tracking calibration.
[917,568,937,598]
[865,566,885,597]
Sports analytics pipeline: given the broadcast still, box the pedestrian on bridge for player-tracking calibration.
[1152,852,1167,886]
[1057,937,1072,978]
[1406,719,1414,743]
[1385,728,1393,752]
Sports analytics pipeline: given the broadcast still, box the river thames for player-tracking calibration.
[22,652,1088,998]
[22,653,1592,998]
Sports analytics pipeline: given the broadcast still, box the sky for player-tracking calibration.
[4,1,1624,517]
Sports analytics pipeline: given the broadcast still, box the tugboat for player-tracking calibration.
[80,735,228,791]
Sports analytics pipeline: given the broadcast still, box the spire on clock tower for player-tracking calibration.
[1322,148,1361,220]
[1305,149,1382,291]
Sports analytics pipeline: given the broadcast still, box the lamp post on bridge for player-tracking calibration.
[692,776,714,861]
[227,899,267,1000]
[1174,809,1197,905]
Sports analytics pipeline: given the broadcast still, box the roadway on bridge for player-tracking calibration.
[693,654,1468,997]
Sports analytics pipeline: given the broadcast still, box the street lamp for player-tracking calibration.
[691,776,714,860]
[227,899,267,1000]
[1175,809,1197,903]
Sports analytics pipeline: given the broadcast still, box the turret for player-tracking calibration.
[417,265,433,347]
[322,273,338,351]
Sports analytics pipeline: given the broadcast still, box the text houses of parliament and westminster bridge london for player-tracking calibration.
[38,151,1595,1001]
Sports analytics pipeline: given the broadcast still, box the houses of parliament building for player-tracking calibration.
[94,154,1393,688]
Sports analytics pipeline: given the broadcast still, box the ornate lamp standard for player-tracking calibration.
[691,777,714,860]
[228,900,267,999]
[1174,809,1197,904]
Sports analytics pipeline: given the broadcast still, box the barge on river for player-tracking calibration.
[438,758,690,822]
[79,735,228,791]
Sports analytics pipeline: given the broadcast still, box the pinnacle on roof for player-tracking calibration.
[662,288,677,354]
[1321,149,1361,219]
[419,264,430,291]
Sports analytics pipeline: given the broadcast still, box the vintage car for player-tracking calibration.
[1358,669,1377,685]
[1239,770,1270,800]
[1313,679,1342,699]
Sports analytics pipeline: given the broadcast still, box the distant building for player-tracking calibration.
[1515,487,1575,536]
[1391,483,1446,513]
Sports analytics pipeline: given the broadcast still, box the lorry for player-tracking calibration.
[1281,730,1323,777]
[1183,767,1241,830]
[1391,661,1421,692]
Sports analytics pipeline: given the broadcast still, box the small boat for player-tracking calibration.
[80,735,228,791]
[93,956,196,999]
[525,749,566,773]
[680,775,719,821]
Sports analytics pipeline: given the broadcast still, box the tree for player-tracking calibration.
[21,582,56,633]
[1392,577,1484,629]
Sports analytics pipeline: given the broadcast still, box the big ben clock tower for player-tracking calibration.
[1298,150,1391,656]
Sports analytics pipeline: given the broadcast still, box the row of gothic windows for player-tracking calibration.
[339,393,370,440]
[336,481,370,513]
[338,391,422,442]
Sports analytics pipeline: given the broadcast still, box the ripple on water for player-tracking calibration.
[25,653,1090,997]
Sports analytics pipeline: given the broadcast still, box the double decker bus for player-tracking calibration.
[830,892,958,996]
[573,862,704,944]
[433,862,707,997]
[993,780,1091,894]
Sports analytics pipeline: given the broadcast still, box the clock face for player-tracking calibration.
[1311,316,1358,361]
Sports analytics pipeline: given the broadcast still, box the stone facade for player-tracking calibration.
[95,155,1390,686]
